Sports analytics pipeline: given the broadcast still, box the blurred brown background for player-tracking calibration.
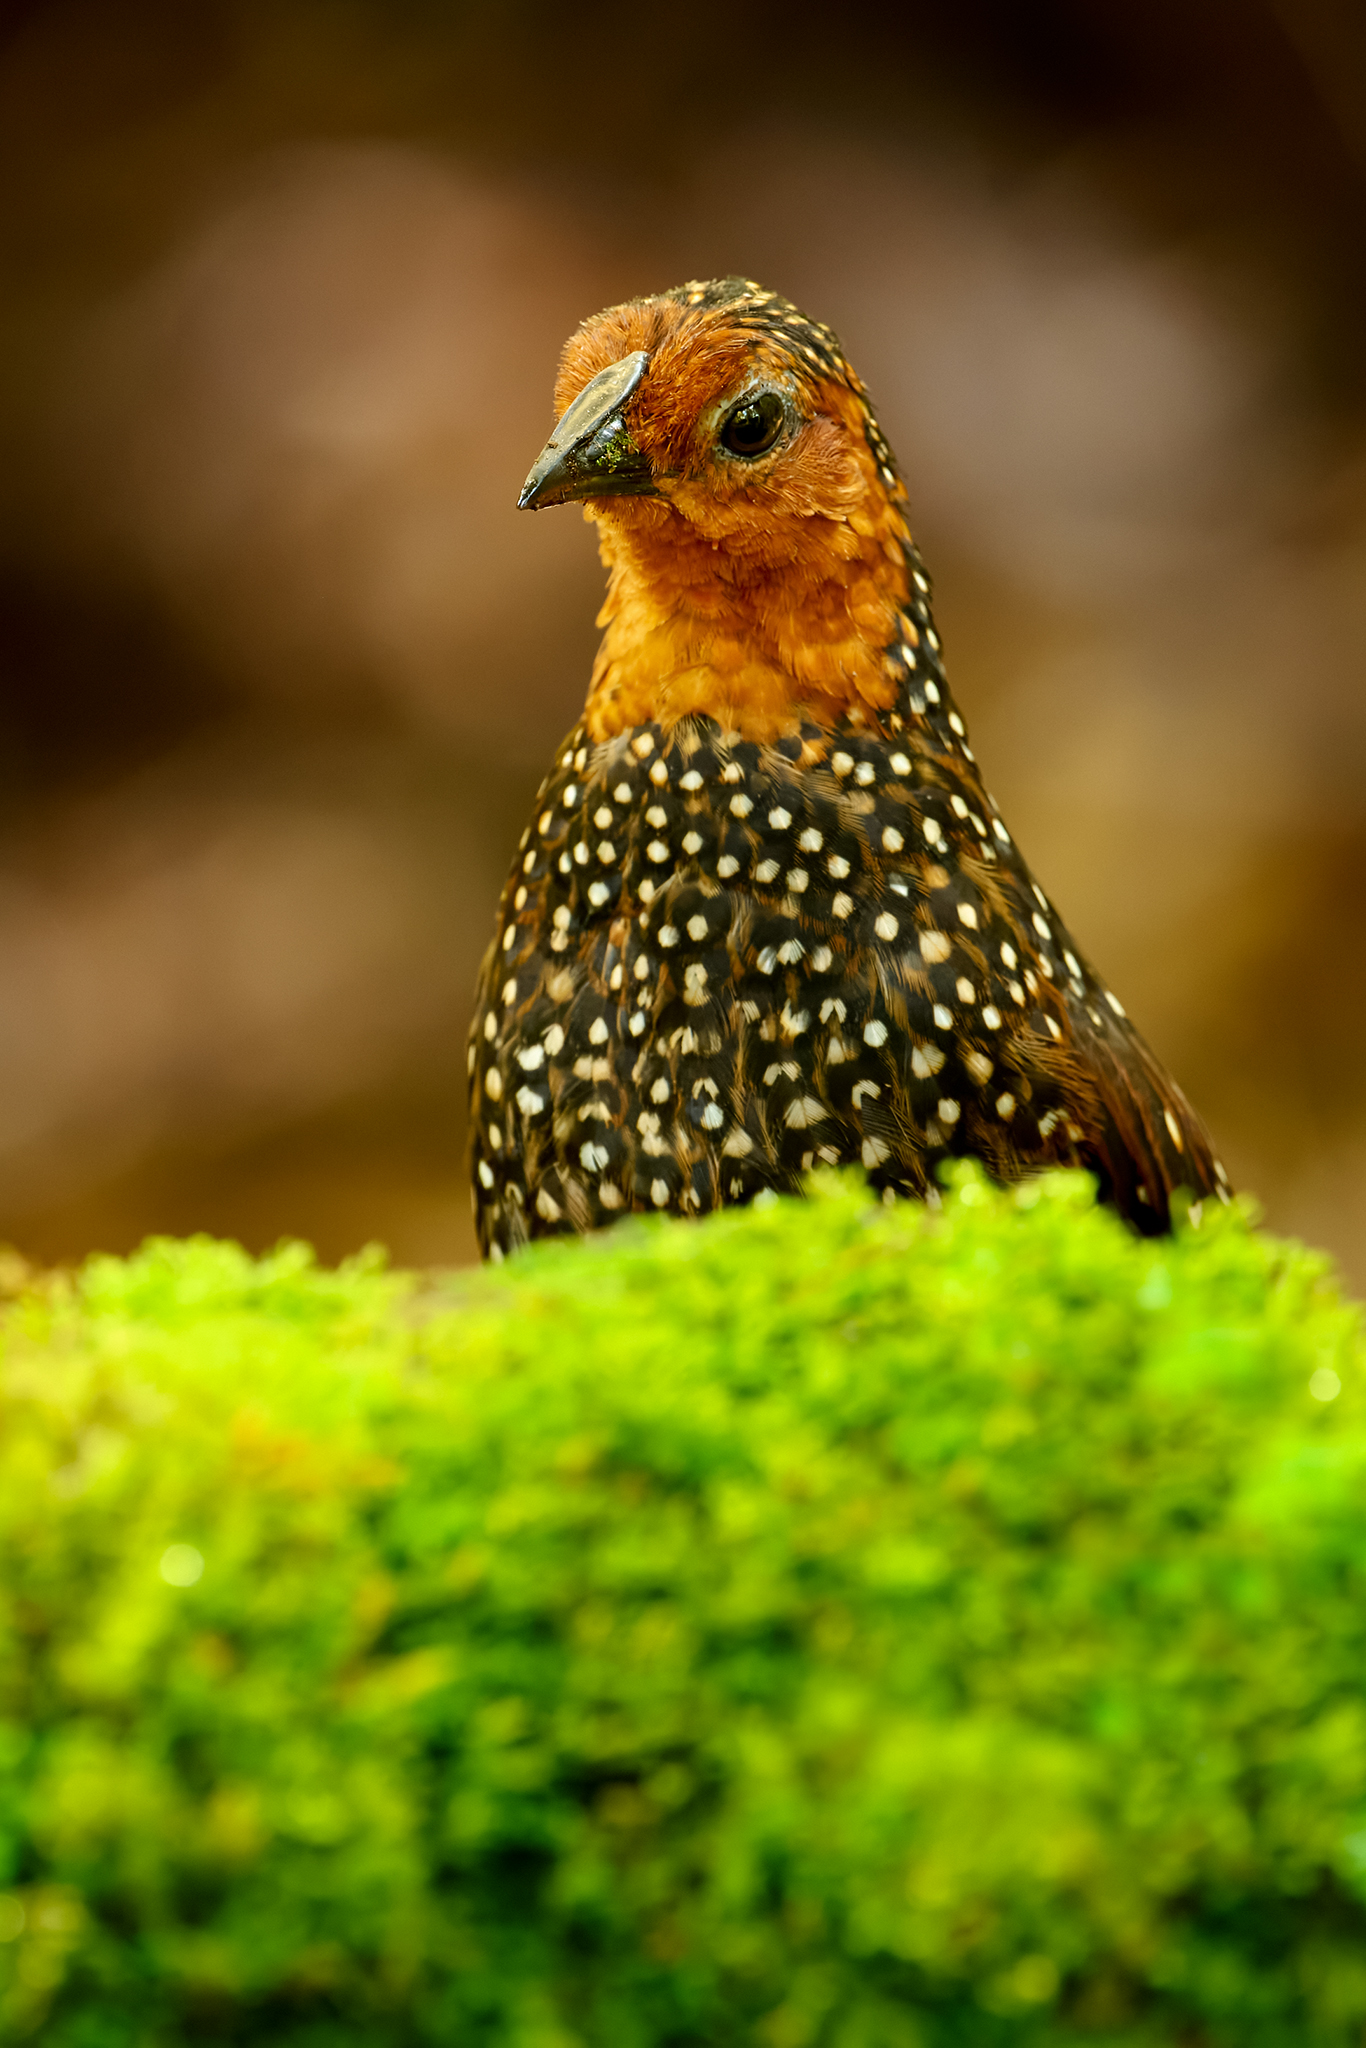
[1,0,1365,1275]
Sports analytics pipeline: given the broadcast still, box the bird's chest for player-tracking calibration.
[470,720,1047,1251]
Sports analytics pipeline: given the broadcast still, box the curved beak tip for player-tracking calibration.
[516,349,654,513]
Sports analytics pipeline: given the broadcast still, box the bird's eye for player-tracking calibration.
[718,391,786,458]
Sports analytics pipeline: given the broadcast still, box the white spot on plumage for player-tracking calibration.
[874,912,899,940]
[863,1019,889,1047]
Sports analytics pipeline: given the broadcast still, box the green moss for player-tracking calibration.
[1,1169,1365,2044]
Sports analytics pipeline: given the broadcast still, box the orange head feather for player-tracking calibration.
[524,278,918,745]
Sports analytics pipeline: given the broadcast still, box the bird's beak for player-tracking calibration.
[517,350,656,510]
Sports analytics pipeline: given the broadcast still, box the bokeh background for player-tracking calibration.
[1,0,1365,1276]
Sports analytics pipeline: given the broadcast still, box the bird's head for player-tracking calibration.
[518,280,919,744]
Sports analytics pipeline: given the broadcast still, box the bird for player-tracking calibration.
[468,276,1227,1261]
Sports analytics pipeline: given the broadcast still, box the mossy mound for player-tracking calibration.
[2,1171,1365,2045]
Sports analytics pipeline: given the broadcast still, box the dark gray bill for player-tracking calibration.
[517,350,655,510]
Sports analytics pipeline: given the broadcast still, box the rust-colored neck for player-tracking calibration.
[581,402,915,746]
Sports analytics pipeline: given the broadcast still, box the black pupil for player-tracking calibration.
[720,393,784,457]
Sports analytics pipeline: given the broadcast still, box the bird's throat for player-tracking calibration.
[580,501,914,746]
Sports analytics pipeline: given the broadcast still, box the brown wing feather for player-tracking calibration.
[1059,992,1223,1233]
